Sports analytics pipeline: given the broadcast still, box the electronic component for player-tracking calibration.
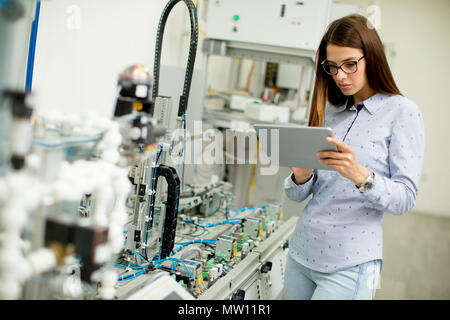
[114,113,166,167]
[208,267,219,281]
[113,65,167,167]
[176,259,203,288]
[243,217,263,240]
[215,236,237,262]
[74,223,109,282]
[153,96,173,129]
[199,191,223,216]
[241,242,250,257]
[265,204,283,221]
[178,182,233,217]
[79,193,92,217]
[215,264,224,276]
[266,221,276,235]
[114,65,153,117]
[125,225,141,250]
[44,215,109,282]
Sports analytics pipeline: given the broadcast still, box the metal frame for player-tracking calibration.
[202,38,316,125]
[203,39,316,65]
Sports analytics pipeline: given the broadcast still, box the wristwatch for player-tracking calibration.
[357,171,375,193]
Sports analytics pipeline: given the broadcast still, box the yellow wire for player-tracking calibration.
[247,138,259,206]
[194,0,206,35]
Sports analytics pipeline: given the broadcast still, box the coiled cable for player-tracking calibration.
[152,0,199,118]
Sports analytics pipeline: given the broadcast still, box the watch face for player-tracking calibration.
[360,181,373,192]
[358,172,374,192]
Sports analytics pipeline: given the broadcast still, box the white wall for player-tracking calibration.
[380,0,450,218]
[334,0,450,217]
[33,0,189,117]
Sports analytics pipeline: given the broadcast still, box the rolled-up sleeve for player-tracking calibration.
[363,103,425,215]
[284,171,316,203]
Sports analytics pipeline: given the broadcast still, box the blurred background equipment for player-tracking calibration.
[1,0,448,300]
[0,0,297,300]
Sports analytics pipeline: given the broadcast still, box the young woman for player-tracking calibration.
[283,14,425,300]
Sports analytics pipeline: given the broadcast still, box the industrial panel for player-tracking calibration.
[266,248,287,299]
[206,0,332,51]
[243,278,261,300]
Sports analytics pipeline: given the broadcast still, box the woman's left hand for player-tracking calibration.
[317,137,370,187]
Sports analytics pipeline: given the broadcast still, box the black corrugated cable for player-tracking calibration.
[152,0,199,118]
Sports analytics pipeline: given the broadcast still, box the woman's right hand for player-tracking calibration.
[289,167,314,185]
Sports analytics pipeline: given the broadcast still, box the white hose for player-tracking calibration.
[180,246,202,260]
[0,111,131,299]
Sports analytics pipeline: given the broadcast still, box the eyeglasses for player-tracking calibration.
[321,56,365,76]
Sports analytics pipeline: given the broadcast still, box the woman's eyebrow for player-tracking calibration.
[326,57,358,64]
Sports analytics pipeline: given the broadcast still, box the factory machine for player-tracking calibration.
[0,0,298,300]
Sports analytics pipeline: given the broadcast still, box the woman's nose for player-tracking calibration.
[336,68,347,81]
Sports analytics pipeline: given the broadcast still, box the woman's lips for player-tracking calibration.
[339,84,352,89]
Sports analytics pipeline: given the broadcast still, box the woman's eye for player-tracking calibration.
[344,63,357,69]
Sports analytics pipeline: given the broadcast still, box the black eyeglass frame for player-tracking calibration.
[321,56,365,76]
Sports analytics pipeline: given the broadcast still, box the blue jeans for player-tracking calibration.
[284,254,381,300]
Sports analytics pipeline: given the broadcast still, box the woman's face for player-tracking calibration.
[325,44,369,97]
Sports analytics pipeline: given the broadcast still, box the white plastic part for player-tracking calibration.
[94,244,112,265]
[99,268,118,300]
[211,174,219,184]
[26,248,57,276]
[0,172,40,299]
[242,242,250,255]
[0,111,132,299]
[126,273,194,300]
[10,119,32,156]
[60,120,73,136]
[209,267,219,280]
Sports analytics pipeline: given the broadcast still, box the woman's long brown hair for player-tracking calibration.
[308,14,402,127]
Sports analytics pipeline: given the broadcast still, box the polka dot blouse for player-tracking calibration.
[284,93,425,273]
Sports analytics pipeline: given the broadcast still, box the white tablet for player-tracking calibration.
[253,123,338,170]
